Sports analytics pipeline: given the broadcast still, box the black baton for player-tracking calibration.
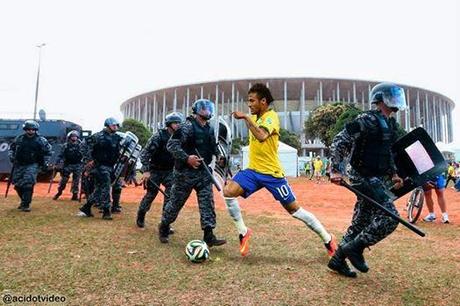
[5,163,15,198]
[194,149,221,192]
[340,179,426,237]
[144,178,166,197]
[48,167,57,194]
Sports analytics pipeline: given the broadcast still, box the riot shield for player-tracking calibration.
[212,117,232,189]
[391,127,447,198]
[112,131,141,186]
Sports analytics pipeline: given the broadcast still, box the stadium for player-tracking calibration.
[120,78,455,155]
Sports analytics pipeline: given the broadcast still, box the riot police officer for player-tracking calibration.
[78,117,123,220]
[328,82,406,277]
[158,99,226,247]
[78,134,122,212]
[8,120,52,212]
[136,112,184,228]
[53,130,83,201]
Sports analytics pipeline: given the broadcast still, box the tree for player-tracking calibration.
[120,119,152,147]
[328,105,363,142]
[304,103,351,147]
[279,128,301,153]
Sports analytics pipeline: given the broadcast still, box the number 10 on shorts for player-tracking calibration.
[276,184,291,199]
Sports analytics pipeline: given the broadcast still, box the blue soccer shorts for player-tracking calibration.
[422,175,446,191]
[232,169,296,206]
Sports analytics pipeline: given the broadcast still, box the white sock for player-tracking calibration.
[292,207,331,243]
[429,212,436,218]
[224,197,248,236]
[442,212,448,219]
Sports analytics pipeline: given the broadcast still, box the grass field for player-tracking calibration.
[1,193,459,306]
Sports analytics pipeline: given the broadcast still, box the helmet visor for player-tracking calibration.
[197,101,215,119]
[383,86,407,111]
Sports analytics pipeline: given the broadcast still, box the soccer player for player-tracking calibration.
[222,83,336,257]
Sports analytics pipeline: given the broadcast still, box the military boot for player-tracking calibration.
[158,222,170,243]
[53,189,63,200]
[136,211,146,228]
[102,208,113,220]
[203,227,226,247]
[341,239,369,273]
[78,203,94,217]
[111,190,122,213]
[15,187,24,209]
[21,188,33,212]
[111,205,122,214]
[161,206,175,234]
[327,246,357,278]
[21,205,31,212]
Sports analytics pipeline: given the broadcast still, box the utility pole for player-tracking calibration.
[33,43,46,120]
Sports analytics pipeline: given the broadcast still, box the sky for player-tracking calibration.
[0,0,459,141]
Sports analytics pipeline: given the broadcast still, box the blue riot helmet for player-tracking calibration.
[164,112,185,127]
[191,99,215,120]
[22,120,40,131]
[370,83,407,111]
[104,117,120,127]
[67,130,80,139]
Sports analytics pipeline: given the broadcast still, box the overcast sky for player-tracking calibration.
[0,0,458,141]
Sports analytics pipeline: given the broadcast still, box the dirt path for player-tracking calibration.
[2,178,458,230]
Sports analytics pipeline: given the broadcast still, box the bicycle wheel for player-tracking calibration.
[407,188,424,224]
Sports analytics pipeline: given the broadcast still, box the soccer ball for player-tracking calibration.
[185,240,210,263]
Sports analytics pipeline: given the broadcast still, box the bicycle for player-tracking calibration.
[405,186,424,224]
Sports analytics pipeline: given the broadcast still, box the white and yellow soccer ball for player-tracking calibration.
[185,240,210,263]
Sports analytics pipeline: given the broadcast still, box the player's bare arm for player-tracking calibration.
[232,111,269,142]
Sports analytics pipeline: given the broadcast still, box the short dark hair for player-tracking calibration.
[248,83,274,104]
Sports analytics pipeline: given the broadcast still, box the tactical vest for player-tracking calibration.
[92,131,121,167]
[150,129,174,170]
[63,141,83,165]
[181,117,214,167]
[350,111,396,177]
[14,134,44,166]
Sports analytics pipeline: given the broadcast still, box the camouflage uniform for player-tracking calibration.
[90,165,116,208]
[330,110,400,248]
[111,179,123,211]
[79,129,122,215]
[9,133,52,209]
[55,140,83,196]
[79,139,95,200]
[80,165,95,200]
[138,128,175,215]
[160,117,219,230]
[81,164,121,210]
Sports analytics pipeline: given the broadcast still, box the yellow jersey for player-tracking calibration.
[248,109,284,178]
[448,165,455,176]
[313,160,323,172]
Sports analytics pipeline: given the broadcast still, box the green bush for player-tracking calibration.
[120,119,152,147]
